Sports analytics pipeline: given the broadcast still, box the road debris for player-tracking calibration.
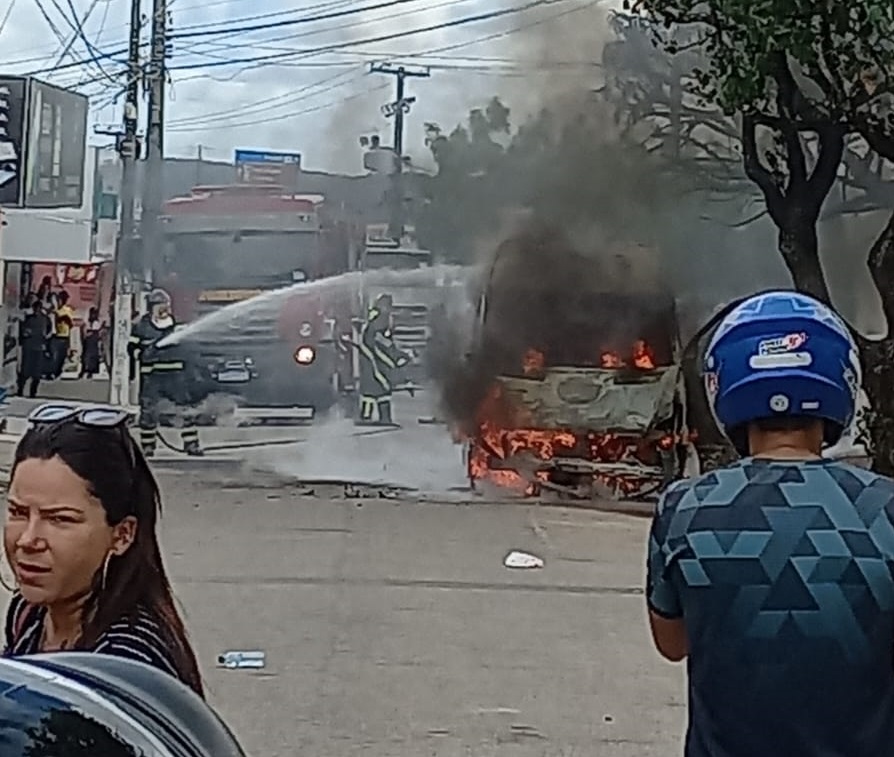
[503,550,544,569]
[217,650,266,669]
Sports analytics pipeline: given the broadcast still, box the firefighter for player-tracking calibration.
[357,293,411,425]
[128,288,204,457]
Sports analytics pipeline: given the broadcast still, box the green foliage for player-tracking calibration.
[629,0,894,118]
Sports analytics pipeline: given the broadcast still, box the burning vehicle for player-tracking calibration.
[455,226,698,500]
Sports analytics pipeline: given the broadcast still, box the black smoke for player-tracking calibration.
[428,219,676,435]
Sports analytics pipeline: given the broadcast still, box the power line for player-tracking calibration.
[167,82,392,132]
[22,0,425,75]
[167,67,362,126]
[2,0,357,69]
[170,0,427,41]
[25,0,572,80]
[176,0,474,60]
[0,0,19,37]
[62,0,115,81]
[166,0,573,71]
[165,0,595,130]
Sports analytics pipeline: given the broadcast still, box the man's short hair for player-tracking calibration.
[751,416,822,433]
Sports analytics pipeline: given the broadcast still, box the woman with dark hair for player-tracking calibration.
[1,404,203,697]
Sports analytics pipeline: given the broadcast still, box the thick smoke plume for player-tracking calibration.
[429,218,673,436]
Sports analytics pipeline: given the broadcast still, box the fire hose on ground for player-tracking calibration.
[153,424,401,455]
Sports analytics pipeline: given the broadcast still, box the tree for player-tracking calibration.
[418,90,708,263]
[417,97,513,262]
[631,0,894,472]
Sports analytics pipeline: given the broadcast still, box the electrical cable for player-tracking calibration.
[167,80,391,131]
[24,0,570,79]
[61,0,116,82]
[166,0,596,131]
[14,0,377,73]
[169,0,425,41]
[167,67,362,126]
[0,0,18,37]
[166,0,571,71]
[175,0,474,62]
[3,0,357,69]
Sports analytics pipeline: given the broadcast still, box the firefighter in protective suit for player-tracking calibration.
[357,293,411,425]
[128,289,204,457]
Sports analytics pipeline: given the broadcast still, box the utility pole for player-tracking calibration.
[141,0,169,290]
[370,63,429,242]
[109,0,143,408]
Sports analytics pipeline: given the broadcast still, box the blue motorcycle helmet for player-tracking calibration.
[0,653,246,757]
[703,290,860,454]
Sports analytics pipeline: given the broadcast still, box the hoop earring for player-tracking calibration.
[0,555,15,592]
[100,552,112,593]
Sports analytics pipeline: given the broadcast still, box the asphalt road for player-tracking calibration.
[0,379,684,756]
[0,466,685,756]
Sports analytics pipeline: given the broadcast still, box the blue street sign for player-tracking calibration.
[234,149,301,165]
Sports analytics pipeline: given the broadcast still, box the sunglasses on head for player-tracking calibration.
[28,403,134,429]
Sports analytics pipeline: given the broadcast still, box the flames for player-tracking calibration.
[601,339,655,370]
[523,341,657,372]
[522,348,545,376]
[465,382,567,493]
[465,339,669,499]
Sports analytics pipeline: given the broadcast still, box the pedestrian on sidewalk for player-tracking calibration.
[16,299,50,398]
[646,290,894,757]
[50,290,74,379]
[79,306,102,378]
[1,404,204,696]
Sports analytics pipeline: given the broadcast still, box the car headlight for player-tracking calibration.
[294,345,316,365]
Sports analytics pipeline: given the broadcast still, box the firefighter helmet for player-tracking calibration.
[0,653,247,756]
[147,288,171,308]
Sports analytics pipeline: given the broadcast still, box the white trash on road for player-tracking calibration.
[504,550,544,569]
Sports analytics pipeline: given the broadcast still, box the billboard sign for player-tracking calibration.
[0,76,87,209]
[0,76,27,206]
[23,78,88,208]
[234,149,301,187]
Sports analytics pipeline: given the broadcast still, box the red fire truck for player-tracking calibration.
[154,183,356,413]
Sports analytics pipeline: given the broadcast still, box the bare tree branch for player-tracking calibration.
[742,113,785,223]
[806,123,846,214]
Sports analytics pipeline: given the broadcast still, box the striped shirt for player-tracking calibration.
[3,591,184,685]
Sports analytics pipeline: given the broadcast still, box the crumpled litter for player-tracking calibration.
[504,550,544,569]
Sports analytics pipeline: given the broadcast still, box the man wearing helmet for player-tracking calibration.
[646,290,894,756]
[128,289,203,457]
[357,293,411,425]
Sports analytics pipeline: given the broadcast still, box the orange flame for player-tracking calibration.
[601,351,624,368]
[522,348,545,376]
[600,340,657,370]
[632,339,655,370]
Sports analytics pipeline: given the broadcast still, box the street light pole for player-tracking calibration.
[110,0,143,408]
[141,0,169,290]
[369,63,430,243]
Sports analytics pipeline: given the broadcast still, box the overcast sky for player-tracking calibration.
[1,0,611,173]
